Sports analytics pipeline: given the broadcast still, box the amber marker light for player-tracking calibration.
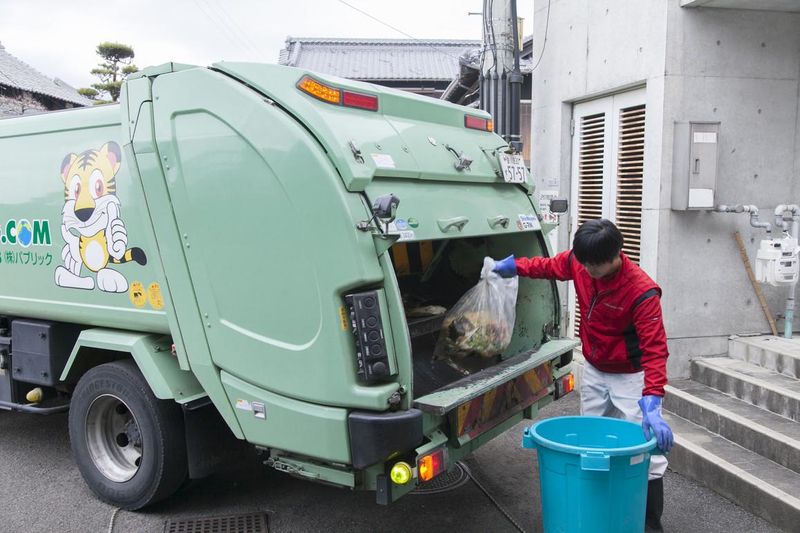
[555,373,575,399]
[417,449,446,483]
[390,462,412,485]
[297,75,341,105]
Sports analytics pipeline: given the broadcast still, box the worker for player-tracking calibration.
[494,218,673,532]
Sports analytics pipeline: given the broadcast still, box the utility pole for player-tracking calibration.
[480,0,523,152]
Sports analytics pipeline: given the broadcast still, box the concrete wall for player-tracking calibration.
[530,0,800,378]
[658,6,800,377]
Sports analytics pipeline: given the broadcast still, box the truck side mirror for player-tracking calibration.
[549,197,569,215]
[372,194,400,224]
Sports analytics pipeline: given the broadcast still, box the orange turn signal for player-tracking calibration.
[555,373,575,399]
[417,448,447,482]
[297,75,341,105]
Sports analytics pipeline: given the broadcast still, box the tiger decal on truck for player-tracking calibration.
[54,141,147,292]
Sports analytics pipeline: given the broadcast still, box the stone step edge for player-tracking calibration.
[729,335,800,354]
[693,358,800,401]
[664,384,800,470]
[728,336,800,377]
[668,418,800,526]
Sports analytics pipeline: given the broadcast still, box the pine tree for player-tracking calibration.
[80,42,139,103]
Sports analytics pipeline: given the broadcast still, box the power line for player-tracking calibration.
[335,0,465,62]
[203,1,267,59]
[192,0,258,59]
[530,0,552,73]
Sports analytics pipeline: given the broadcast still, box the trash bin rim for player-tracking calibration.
[527,416,657,456]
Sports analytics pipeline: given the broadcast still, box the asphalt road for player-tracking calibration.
[0,393,781,533]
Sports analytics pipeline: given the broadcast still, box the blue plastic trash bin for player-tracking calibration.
[522,416,657,533]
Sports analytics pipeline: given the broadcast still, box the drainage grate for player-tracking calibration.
[164,512,269,533]
[412,461,471,495]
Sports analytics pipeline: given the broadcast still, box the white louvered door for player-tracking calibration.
[568,89,646,337]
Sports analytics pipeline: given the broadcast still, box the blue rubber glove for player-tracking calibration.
[639,395,674,453]
[493,255,517,278]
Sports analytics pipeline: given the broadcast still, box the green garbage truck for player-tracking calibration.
[0,62,577,509]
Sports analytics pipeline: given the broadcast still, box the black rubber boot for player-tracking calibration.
[645,478,664,532]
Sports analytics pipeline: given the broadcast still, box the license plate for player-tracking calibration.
[499,153,529,184]
[452,362,552,439]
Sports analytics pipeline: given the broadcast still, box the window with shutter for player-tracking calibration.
[568,89,646,338]
[615,104,645,264]
[572,112,608,335]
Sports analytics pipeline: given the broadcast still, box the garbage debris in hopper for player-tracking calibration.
[434,257,518,373]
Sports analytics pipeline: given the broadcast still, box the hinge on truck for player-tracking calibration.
[348,140,365,164]
[444,144,472,172]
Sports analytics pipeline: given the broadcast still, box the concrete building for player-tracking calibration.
[0,42,90,116]
[529,1,800,528]
[279,37,480,99]
[530,0,799,372]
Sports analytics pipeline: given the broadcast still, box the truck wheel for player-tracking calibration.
[68,359,187,509]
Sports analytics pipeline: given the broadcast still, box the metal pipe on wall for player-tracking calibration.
[774,204,800,232]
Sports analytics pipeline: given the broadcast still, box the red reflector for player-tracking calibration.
[343,90,379,111]
[465,114,490,131]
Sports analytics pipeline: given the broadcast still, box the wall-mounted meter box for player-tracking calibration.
[755,237,799,286]
[671,122,720,210]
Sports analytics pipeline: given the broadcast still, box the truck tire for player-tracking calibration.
[68,359,187,509]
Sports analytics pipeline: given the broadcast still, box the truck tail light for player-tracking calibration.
[298,75,378,111]
[417,448,447,482]
[344,291,392,382]
[555,373,575,399]
[464,114,493,132]
[342,90,379,111]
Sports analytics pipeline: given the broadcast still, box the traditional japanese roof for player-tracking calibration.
[279,37,481,81]
[0,42,91,106]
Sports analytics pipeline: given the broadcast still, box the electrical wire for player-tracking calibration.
[202,0,267,58]
[487,0,497,74]
[335,0,464,62]
[192,0,257,59]
[530,0,552,73]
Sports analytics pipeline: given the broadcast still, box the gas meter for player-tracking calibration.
[755,236,799,286]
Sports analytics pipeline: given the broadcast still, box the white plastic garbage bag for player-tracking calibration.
[434,257,519,361]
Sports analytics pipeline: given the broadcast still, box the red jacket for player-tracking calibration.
[516,251,668,396]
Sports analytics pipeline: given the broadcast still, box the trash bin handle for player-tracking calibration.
[580,451,610,472]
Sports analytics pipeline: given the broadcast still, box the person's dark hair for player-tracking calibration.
[572,219,624,265]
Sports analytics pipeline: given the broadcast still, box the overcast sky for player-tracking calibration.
[0,0,499,90]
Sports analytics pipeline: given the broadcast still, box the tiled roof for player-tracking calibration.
[279,37,481,81]
[0,42,91,106]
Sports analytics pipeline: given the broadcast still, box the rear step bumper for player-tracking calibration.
[414,338,579,415]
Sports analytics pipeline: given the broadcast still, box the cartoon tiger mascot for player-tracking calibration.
[54,141,146,292]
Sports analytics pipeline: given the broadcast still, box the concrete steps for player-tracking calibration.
[729,334,800,379]
[663,412,800,532]
[663,335,800,531]
[664,379,800,474]
[691,356,800,421]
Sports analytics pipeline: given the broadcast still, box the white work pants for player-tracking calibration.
[580,362,668,480]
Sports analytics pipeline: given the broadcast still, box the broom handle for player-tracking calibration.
[734,231,779,336]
